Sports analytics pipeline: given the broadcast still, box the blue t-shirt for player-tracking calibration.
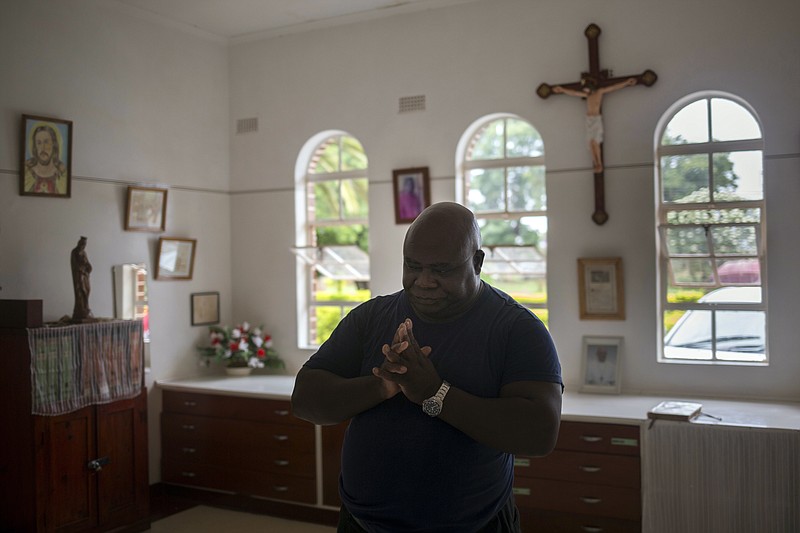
[303,283,562,533]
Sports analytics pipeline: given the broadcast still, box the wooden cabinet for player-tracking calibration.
[0,300,149,533]
[161,390,316,504]
[516,421,641,533]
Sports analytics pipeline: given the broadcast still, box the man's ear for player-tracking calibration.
[473,250,485,274]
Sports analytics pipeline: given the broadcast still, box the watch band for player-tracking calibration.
[434,380,450,403]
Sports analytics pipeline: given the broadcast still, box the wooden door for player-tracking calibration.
[36,406,97,532]
[95,391,149,530]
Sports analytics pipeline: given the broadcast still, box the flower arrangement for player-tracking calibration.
[197,321,284,370]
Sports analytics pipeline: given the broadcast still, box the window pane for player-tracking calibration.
[666,285,712,304]
[311,140,340,174]
[313,305,345,345]
[507,166,545,211]
[505,119,544,158]
[710,225,757,256]
[664,309,713,360]
[670,258,714,285]
[717,258,761,285]
[711,98,761,142]
[713,151,763,201]
[661,154,709,203]
[469,120,504,160]
[662,99,708,145]
[314,181,340,220]
[318,245,370,280]
[665,226,709,255]
[342,178,368,219]
[665,207,761,225]
[341,136,367,171]
[478,216,546,247]
[312,274,369,302]
[315,224,368,251]
[467,168,505,212]
[715,311,765,362]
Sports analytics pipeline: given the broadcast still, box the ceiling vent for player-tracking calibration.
[399,95,426,113]
[236,117,258,134]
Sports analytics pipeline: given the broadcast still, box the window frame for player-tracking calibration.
[295,132,369,349]
[456,114,549,315]
[655,92,767,364]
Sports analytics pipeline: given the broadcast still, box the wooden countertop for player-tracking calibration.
[156,375,800,431]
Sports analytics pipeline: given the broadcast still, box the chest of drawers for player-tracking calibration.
[161,390,316,504]
[515,421,642,532]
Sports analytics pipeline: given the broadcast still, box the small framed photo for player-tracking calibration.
[392,167,430,224]
[155,237,196,280]
[580,336,622,394]
[578,257,625,320]
[20,114,73,198]
[125,186,167,232]
[191,292,220,326]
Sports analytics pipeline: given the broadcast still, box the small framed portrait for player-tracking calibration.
[580,336,622,394]
[191,292,220,326]
[20,114,73,198]
[155,237,196,280]
[392,167,430,224]
[125,186,168,232]
[577,257,625,320]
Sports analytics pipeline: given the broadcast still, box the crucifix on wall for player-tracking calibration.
[537,23,657,225]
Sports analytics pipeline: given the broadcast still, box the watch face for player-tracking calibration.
[422,398,441,417]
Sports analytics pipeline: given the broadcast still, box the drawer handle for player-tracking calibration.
[273,435,289,441]
[182,447,196,454]
[183,401,197,407]
[181,471,196,478]
[274,460,290,466]
[272,486,289,492]
[579,465,601,473]
[181,424,195,431]
[580,435,603,443]
[580,497,603,505]
[581,527,604,532]
[274,409,290,416]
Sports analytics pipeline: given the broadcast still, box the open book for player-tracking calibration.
[647,400,703,422]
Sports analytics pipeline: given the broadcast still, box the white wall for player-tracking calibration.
[2,0,799,485]
[0,0,232,482]
[229,0,800,400]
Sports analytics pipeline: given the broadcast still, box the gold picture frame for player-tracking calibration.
[125,186,167,232]
[578,257,625,320]
[155,237,196,280]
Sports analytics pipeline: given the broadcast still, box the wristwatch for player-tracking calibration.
[422,381,450,417]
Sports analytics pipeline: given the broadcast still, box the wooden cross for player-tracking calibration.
[537,23,657,225]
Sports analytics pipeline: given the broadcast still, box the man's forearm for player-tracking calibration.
[438,382,562,457]
[291,368,389,425]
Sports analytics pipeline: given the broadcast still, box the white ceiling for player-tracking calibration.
[112,0,478,42]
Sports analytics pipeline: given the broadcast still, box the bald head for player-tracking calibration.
[404,202,481,253]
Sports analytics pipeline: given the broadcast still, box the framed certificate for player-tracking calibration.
[578,257,624,320]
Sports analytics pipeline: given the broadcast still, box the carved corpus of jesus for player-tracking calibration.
[552,76,637,173]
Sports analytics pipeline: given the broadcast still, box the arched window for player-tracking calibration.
[294,132,369,348]
[656,93,767,363]
[456,114,548,323]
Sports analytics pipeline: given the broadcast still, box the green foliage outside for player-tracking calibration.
[661,135,738,203]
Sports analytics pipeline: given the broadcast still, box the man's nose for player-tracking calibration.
[415,269,438,288]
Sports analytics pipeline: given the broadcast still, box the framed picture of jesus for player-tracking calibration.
[20,114,73,198]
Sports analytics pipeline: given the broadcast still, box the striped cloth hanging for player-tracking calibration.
[27,320,143,416]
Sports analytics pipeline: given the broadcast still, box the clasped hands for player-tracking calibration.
[372,318,442,405]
